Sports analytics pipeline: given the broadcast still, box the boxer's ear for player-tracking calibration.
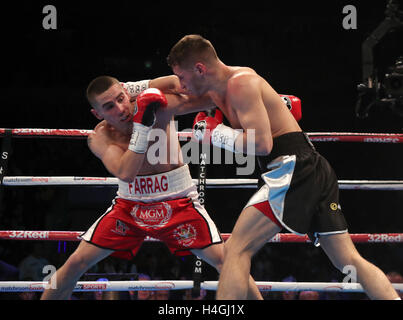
[91,108,103,120]
[195,62,207,75]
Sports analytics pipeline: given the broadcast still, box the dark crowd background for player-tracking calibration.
[0,0,402,301]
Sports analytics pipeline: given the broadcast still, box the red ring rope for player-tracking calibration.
[1,128,403,143]
[0,231,401,243]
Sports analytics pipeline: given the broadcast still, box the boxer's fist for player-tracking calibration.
[193,108,241,152]
[129,88,167,154]
[193,108,223,143]
[133,88,168,127]
[280,95,302,121]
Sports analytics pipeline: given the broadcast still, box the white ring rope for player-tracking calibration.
[2,176,403,190]
[0,280,402,293]
[1,129,402,298]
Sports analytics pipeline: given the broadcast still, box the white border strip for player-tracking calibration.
[0,280,402,292]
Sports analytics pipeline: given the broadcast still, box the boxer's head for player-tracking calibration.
[167,34,219,96]
[87,76,133,127]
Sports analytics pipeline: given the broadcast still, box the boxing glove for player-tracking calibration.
[279,95,302,121]
[129,88,168,153]
[193,108,241,153]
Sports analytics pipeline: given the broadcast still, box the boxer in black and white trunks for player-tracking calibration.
[41,75,262,300]
[167,34,400,300]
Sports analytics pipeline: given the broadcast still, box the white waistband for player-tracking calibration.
[116,165,196,202]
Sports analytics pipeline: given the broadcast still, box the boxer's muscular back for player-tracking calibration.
[214,67,301,139]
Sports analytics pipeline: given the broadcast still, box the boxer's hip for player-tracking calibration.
[116,164,196,202]
[256,131,316,175]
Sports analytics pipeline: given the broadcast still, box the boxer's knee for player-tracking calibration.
[213,259,223,273]
[63,252,91,278]
[224,236,254,260]
[64,240,112,276]
[192,243,225,272]
[207,249,224,272]
[320,233,363,273]
[332,252,365,275]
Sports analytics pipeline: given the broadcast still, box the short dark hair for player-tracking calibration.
[86,75,120,105]
[167,34,218,68]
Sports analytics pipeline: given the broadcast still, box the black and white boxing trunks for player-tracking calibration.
[244,131,348,246]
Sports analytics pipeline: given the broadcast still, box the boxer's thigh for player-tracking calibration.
[225,206,282,256]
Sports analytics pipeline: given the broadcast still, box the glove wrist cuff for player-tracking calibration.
[128,123,151,154]
[211,124,241,153]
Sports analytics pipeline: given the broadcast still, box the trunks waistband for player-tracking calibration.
[257,131,315,172]
[116,164,195,202]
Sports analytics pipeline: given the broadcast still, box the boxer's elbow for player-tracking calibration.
[118,173,135,183]
[240,131,272,155]
[113,153,144,182]
[115,167,138,183]
[254,138,273,156]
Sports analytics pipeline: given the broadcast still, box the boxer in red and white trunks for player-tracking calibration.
[41,75,262,300]
[167,34,400,300]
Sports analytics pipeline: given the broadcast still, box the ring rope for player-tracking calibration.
[1,231,402,243]
[1,128,403,143]
[0,280,402,292]
[2,176,403,190]
[2,130,402,296]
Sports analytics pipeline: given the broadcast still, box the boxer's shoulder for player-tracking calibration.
[91,121,129,146]
[92,121,113,138]
[228,67,258,84]
[92,120,107,132]
[227,68,261,98]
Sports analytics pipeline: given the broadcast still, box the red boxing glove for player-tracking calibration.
[279,95,302,122]
[193,108,223,143]
[193,108,241,153]
[128,88,167,154]
[133,88,168,127]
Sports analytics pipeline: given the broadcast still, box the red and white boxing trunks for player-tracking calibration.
[81,165,222,259]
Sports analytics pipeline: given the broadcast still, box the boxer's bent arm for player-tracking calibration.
[164,93,216,116]
[88,136,145,182]
[99,144,146,182]
[123,75,178,102]
[228,75,273,155]
[126,75,215,116]
[149,75,181,94]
